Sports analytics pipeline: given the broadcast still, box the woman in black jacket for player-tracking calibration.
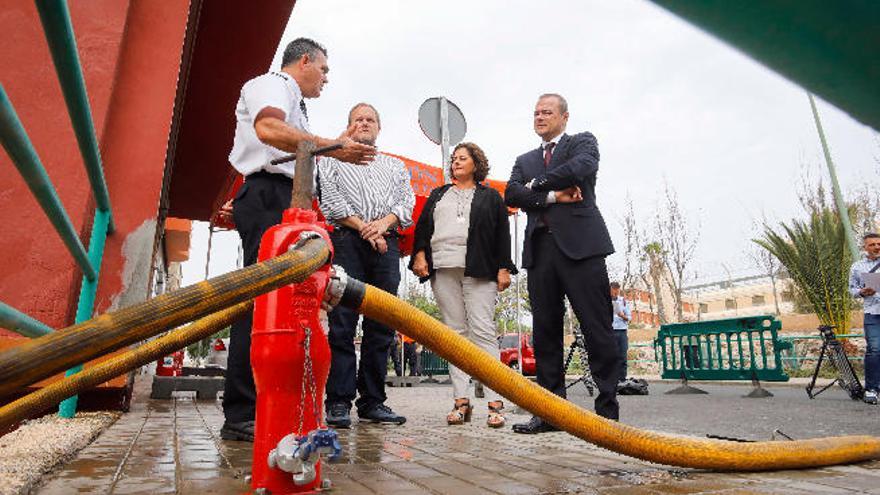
[409,142,517,428]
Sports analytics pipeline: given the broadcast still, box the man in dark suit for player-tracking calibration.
[505,93,620,432]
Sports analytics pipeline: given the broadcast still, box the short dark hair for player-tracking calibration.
[864,232,880,241]
[348,102,381,128]
[539,93,568,114]
[610,282,621,289]
[451,142,490,183]
[281,37,327,68]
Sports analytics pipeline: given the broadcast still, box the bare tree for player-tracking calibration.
[748,245,782,315]
[848,181,880,238]
[619,194,640,294]
[494,273,530,334]
[656,183,700,322]
[643,241,667,325]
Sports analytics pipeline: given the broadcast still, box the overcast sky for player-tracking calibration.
[182,0,879,288]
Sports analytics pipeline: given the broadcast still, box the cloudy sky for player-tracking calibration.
[182,0,879,287]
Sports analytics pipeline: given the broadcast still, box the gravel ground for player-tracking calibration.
[0,412,119,495]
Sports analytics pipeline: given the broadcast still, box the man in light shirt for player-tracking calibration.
[318,103,414,427]
[849,232,880,405]
[221,38,375,442]
[610,282,632,384]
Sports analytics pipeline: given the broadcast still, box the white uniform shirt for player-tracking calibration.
[228,71,310,178]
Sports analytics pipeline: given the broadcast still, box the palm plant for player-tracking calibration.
[754,207,854,332]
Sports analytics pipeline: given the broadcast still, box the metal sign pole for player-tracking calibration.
[204,223,214,280]
[440,96,451,184]
[514,213,522,375]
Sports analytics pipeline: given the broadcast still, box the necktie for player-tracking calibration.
[299,99,309,122]
[539,142,556,230]
[543,142,555,167]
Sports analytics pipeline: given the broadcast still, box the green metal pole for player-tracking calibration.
[0,302,53,338]
[808,93,860,260]
[0,85,97,282]
[58,208,110,418]
[35,0,114,233]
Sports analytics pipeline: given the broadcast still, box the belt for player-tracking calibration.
[247,170,292,183]
[533,226,553,236]
[333,225,400,238]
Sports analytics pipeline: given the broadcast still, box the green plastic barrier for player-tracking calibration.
[654,315,792,382]
[419,349,449,377]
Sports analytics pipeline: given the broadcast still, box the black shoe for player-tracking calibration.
[358,404,406,425]
[512,416,559,434]
[220,420,255,441]
[326,403,352,428]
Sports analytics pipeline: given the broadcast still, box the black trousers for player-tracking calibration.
[404,341,420,376]
[389,337,402,377]
[325,228,400,414]
[223,172,291,423]
[527,231,620,420]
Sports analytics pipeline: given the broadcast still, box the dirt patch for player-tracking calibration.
[0,411,118,495]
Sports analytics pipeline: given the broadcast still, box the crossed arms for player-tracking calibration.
[504,132,599,211]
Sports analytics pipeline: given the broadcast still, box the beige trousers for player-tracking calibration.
[431,267,501,403]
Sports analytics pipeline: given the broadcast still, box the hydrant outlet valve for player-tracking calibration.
[267,428,342,486]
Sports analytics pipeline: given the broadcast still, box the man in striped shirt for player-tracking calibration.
[319,103,415,427]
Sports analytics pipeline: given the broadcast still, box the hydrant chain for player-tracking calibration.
[296,325,312,436]
[304,326,322,427]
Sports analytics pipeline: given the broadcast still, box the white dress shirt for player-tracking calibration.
[228,71,310,178]
[540,134,564,204]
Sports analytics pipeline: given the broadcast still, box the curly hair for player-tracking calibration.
[451,142,490,183]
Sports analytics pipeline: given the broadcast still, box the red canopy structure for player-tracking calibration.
[212,152,511,256]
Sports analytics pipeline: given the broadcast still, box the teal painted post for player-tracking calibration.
[35,0,114,233]
[0,85,97,282]
[808,93,860,260]
[58,208,111,418]
[0,302,53,338]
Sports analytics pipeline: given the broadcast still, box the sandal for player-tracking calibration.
[487,401,505,428]
[446,398,472,425]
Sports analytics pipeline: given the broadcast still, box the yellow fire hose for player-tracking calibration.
[3,249,878,471]
[0,237,328,399]
[0,302,251,431]
[342,280,880,471]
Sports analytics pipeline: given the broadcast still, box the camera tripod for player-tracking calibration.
[563,332,596,396]
[806,325,864,400]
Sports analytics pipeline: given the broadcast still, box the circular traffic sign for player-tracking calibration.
[418,97,467,145]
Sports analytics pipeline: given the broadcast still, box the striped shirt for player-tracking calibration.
[849,256,880,315]
[317,153,415,228]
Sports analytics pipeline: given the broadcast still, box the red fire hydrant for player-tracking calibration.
[155,351,183,377]
[250,207,335,494]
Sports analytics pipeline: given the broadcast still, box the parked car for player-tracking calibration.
[498,333,535,376]
[206,337,229,369]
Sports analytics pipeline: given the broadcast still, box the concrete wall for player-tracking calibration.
[0,1,189,336]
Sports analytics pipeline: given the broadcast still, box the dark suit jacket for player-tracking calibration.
[505,131,614,268]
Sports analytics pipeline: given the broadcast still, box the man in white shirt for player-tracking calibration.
[610,282,632,383]
[221,38,375,442]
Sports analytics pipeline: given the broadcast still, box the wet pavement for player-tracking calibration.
[36,376,880,494]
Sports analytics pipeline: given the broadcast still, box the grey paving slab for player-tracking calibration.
[30,376,880,494]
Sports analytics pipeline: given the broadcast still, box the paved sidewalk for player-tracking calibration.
[37,377,880,494]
